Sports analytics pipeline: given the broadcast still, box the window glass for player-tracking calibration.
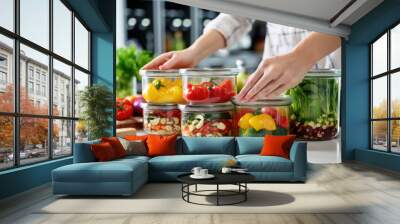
[0,0,14,31]
[19,117,49,165]
[372,33,387,76]
[53,59,72,117]
[20,0,49,49]
[391,72,400,118]
[372,121,388,151]
[75,120,88,143]
[74,18,89,70]
[391,24,400,70]
[391,120,400,153]
[0,35,14,112]
[20,44,49,115]
[0,116,13,170]
[74,69,89,118]
[53,0,72,60]
[372,76,387,119]
[53,119,72,157]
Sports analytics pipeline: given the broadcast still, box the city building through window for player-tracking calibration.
[0,0,91,170]
[371,23,400,154]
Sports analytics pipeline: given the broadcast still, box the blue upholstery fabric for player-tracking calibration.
[181,137,235,155]
[236,137,264,155]
[236,155,293,172]
[53,137,308,195]
[290,142,307,181]
[73,140,100,163]
[149,154,235,172]
[52,158,148,195]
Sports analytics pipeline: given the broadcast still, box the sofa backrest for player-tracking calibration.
[235,137,264,155]
[180,137,235,155]
[73,139,100,163]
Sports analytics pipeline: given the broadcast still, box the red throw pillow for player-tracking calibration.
[125,135,148,142]
[260,135,296,159]
[146,134,177,157]
[101,137,126,158]
[91,142,117,162]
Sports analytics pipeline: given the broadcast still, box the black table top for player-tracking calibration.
[177,172,255,185]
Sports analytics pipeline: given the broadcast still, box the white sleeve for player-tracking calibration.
[204,13,253,48]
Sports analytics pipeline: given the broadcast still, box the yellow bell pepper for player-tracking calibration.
[238,113,254,129]
[248,114,276,131]
[143,78,184,103]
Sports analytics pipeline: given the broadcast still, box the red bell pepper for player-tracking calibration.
[116,98,134,121]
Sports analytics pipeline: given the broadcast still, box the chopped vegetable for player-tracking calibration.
[143,78,184,104]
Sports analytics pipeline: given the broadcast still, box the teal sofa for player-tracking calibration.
[52,137,307,196]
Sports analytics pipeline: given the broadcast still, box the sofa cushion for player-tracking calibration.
[236,155,293,172]
[53,158,147,183]
[73,140,100,163]
[101,137,127,158]
[147,134,178,157]
[91,142,118,161]
[236,137,263,155]
[181,137,235,155]
[149,154,235,172]
[260,135,296,159]
[119,138,147,156]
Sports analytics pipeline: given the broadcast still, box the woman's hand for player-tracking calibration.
[142,30,226,70]
[237,51,313,101]
[142,48,200,70]
[237,32,341,101]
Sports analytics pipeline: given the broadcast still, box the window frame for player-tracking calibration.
[0,0,92,171]
[370,20,400,154]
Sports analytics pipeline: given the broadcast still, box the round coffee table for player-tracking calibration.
[177,173,255,206]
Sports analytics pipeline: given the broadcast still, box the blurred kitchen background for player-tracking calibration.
[115,0,342,164]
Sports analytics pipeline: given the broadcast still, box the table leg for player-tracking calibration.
[245,183,247,201]
[195,184,198,192]
[216,184,219,206]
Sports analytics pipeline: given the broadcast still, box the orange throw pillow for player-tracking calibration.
[260,135,296,159]
[101,137,126,158]
[91,142,117,162]
[125,135,148,142]
[146,134,177,157]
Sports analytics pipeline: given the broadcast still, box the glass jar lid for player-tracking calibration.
[141,103,179,110]
[179,102,234,112]
[180,68,239,76]
[305,69,341,78]
[139,69,180,77]
[233,96,292,107]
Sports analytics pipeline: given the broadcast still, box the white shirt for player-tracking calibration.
[204,13,341,69]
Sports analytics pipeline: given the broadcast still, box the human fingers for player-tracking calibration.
[142,52,173,70]
[237,65,264,100]
[159,53,181,70]
[242,65,280,101]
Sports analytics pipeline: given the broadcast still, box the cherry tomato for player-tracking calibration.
[261,107,278,119]
[185,84,209,101]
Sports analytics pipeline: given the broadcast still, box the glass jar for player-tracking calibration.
[180,68,238,104]
[140,69,185,104]
[142,103,181,135]
[233,97,292,137]
[180,103,234,137]
[286,69,341,141]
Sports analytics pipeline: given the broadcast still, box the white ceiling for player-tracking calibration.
[168,0,383,38]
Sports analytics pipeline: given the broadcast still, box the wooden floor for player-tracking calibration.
[1,162,400,224]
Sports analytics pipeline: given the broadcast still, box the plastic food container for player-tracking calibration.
[180,68,238,104]
[233,97,292,137]
[286,69,341,140]
[180,103,234,137]
[140,70,185,104]
[142,103,181,135]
